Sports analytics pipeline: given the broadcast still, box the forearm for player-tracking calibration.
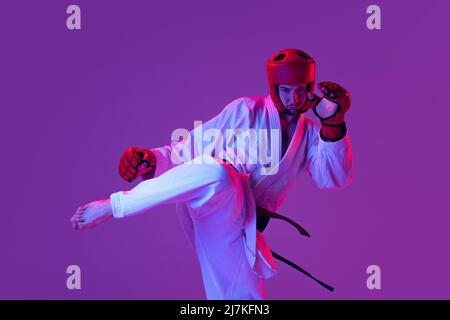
[110,157,222,219]
[110,179,161,219]
[308,131,353,189]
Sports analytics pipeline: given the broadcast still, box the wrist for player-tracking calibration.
[320,122,347,141]
[141,168,156,180]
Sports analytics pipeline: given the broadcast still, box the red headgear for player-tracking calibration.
[266,48,316,112]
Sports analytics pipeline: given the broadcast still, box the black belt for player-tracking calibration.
[256,207,334,292]
[223,160,334,292]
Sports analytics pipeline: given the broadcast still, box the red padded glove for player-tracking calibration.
[118,147,156,182]
[307,81,351,141]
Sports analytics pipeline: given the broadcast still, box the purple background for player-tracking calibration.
[1,0,449,299]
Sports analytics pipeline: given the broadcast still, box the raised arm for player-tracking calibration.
[305,81,354,189]
[305,121,353,189]
[142,98,247,180]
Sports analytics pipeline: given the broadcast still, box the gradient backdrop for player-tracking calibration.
[1,0,449,299]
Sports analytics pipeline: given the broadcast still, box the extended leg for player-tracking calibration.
[71,155,266,299]
[112,155,266,299]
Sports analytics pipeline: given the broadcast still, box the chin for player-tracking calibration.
[282,108,306,116]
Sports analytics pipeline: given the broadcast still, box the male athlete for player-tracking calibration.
[71,48,353,299]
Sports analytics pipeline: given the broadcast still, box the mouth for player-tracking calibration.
[283,107,302,115]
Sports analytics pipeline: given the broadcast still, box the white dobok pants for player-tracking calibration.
[110,155,268,299]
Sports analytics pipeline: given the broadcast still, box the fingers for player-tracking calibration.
[119,162,135,182]
[126,162,138,179]
[319,81,348,98]
[318,81,351,112]
[118,147,139,182]
[318,82,337,100]
[126,151,139,167]
[118,149,131,181]
[119,162,127,180]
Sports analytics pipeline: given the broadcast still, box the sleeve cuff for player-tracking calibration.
[318,132,350,152]
[110,192,125,219]
[319,132,347,144]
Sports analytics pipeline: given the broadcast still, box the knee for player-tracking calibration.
[188,162,245,221]
[203,161,239,194]
[190,155,239,191]
[184,155,244,217]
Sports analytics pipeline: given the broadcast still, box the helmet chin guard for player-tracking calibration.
[266,48,316,113]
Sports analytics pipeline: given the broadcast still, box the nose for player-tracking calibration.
[294,91,302,103]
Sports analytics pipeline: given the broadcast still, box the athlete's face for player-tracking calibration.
[278,84,308,116]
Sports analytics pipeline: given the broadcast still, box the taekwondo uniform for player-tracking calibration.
[109,95,353,299]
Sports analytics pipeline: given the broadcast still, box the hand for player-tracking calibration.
[312,81,351,126]
[118,147,156,182]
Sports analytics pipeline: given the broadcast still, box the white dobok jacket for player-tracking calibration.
[144,96,354,280]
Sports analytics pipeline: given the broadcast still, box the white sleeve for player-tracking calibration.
[305,120,353,189]
[148,97,249,178]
